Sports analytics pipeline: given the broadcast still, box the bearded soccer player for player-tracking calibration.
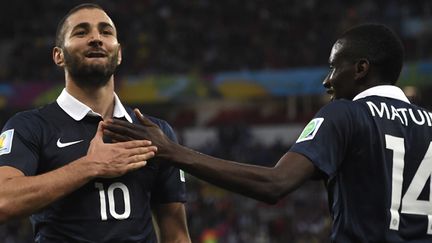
[0,3,190,243]
[104,24,432,242]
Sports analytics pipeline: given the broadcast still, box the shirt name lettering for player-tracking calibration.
[366,101,432,127]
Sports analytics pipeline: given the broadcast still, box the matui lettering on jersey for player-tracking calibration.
[367,101,432,126]
[289,85,432,242]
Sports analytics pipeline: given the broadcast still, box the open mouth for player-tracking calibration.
[326,89,334,95]
[326,89,336,100]
[85,51,107,58]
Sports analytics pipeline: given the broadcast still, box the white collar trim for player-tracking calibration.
[56,89,132,122]
[352,85,410,103]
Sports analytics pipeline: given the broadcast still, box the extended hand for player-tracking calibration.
[85,121,157,178]
[103,108,172,153]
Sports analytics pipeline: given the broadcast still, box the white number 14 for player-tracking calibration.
[386,134,432,234]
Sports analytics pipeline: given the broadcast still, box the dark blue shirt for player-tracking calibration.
[0,99,186,243]
[290,86,432,242]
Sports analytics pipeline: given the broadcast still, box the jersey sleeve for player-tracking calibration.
[149,118,187,204]
[0,112,41,176]
[289,100,355,179]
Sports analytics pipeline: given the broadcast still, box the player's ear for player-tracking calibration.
[53,47,65,67]
[354,58,370,81]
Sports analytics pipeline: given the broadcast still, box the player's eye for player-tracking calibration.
[101,28,114,35]
[73,30,87,36]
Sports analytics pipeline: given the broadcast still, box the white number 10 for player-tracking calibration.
[95,182,131,221]
[386,134,432,234]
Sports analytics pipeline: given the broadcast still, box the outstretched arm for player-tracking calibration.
[103,109,316,204]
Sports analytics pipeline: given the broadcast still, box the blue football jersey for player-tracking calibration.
[290,87,432,242]
[0,102,186,243]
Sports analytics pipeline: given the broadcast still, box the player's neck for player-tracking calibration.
[65,77,115,120]
[353,77,391,98]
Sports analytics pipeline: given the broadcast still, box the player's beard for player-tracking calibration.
[63,47,119,88]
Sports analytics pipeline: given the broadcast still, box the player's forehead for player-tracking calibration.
[329,39,347,63]
[64,8,116,33]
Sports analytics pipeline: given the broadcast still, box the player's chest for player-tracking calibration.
[39,120,96,170]
[38,119,159,184]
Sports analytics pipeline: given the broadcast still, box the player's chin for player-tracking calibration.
[326,94,335,101]
[330,92,341,100]
[85,62,110,71]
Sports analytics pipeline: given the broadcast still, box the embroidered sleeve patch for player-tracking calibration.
[0,129,14,155]
[296,118,324,143]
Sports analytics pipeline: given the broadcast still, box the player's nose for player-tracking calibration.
[322,74,331,89]
[87,30,103,47]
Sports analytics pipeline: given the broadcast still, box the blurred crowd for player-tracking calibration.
[0,0,431,83]
[0,0,432,242]
[186,179,329,243]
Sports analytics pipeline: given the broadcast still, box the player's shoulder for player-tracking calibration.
[1,104,61,140]
[126,107,173,131]
[6,103,56,127]
[319,99,361,116]
[144,113,178,142]
[123,106,177,140]
[145,114,173,133]
[314,99,373,130]
[324,99,353,107]
[123,107,171,129]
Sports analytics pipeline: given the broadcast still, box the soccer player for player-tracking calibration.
[0,3,190,243]
[104,24,432,242]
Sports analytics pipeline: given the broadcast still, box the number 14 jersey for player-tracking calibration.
[290,85,432,242]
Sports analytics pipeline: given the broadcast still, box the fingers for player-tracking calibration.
[86,142,157,178]
[112,146,157,174]
[103,119,135,131]
[128,152,156,163]
[104,129,131,142]
[127,145,158,156]
[117,139,155,149]
[125,161,148,172]
[87,121,159,178]
[133,108,142,117]
[102,120,138,140]
[93,121,105,142]
[134,108,156,127]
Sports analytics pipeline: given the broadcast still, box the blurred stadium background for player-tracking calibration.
[0,0,431,242]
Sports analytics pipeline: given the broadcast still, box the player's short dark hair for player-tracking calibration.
[55,3,105,48]
[338,23,404,85]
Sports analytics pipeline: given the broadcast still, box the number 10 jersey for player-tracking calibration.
[0,98,186,243]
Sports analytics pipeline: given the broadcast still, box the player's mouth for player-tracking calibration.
[326,88,335,100]
[85,50,108,58]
